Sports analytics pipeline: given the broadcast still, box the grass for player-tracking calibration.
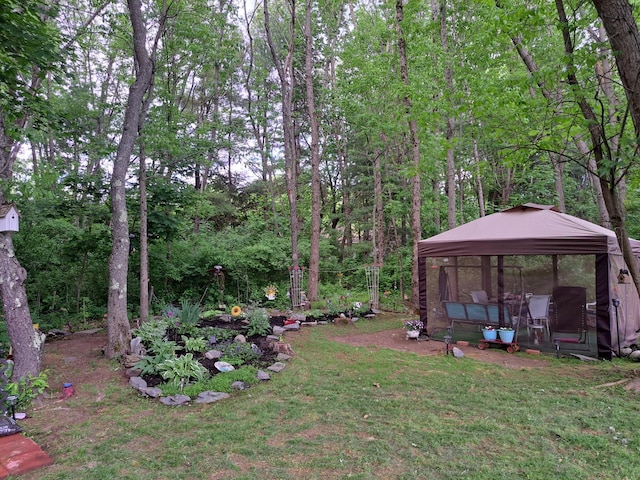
[21,314,640,479]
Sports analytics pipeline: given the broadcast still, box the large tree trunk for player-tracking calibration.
[0,115,42,380]
[106,0,163,358]
[0,231,43,381]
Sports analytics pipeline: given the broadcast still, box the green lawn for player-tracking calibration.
[22,315,640,479]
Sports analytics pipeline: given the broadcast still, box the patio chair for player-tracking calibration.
[551,286,589,357]
[526,294,551,343]
[470,290,489,304]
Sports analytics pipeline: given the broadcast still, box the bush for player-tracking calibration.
[245,308,271,337]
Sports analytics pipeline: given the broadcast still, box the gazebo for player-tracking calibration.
[417,204,640,359]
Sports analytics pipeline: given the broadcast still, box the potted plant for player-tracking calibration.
[498,326,515,343]
[404,320,423,339]
[264,284,278,301]
[482,325,497,341]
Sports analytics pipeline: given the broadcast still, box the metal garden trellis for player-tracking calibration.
[289,266,305,309]
[365,264,380,310]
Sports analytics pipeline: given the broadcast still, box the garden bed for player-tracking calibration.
[136,313,289,389]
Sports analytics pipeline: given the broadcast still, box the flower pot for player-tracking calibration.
[482,329,497,341]
[498,329,515,343]
[406,330,420,339]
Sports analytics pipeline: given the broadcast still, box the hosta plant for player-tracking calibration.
[158,353,209,388]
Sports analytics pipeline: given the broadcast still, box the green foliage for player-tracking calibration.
[157,353,209,388]
[6,371,49,411]
[133,355,165,377]
[245,308,271,337]
[219,342,262,367]
[181,335,207,353]
[132,319,170,346]
[200,326,236,344]
[178,299,201,326]
[161,366,258,396]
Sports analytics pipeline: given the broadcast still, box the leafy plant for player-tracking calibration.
[179,299,201,326]
[181,335,207,353]
[157,353,209,388]
[133,355,166,377]
[219,342,262,366]
[134,338,179,376]
[245,308,271,337]
[170,366,258,396]
[132,319,170,345]
[200,326,236,343]
[6,371,49,411]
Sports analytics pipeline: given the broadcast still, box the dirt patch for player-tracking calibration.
[329,328,550,369]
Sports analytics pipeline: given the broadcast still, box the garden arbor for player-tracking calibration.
[417,204,640,360]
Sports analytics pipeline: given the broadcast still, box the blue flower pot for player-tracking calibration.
[482,329,497,341]
[498,329,515,343]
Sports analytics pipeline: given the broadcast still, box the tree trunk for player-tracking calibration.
[305,0,321,302]
[556,0,640,295]
[0,109,42,381]
[395,0,422,312]
[0,231,43,381]
[264,0,300,276]
[139,141,149,325]
[592,0,640,139]
[106,0,164,358]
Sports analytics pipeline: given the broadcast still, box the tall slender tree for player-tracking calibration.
[106,0,168,358]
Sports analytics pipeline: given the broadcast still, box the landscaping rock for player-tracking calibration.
[267,334,280,342]
[194,391,230,404]
[272,326,286,336]
[122,354,143,368]
[48,328,71,337]
[276,353,292,362]
[267,362,287,373]
[283,322,300,331]
[231,381,250,391]
[161,394,191,406]
[630,350,640,361]
[257,370,270,381]
[234,334,247,343]
[140,386,163,398]
[129,376,147,390]
[204,349,223,360]
[452,346,464,358]
[125,367,142,378]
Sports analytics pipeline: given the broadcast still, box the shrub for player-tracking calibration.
[245,308,271,337]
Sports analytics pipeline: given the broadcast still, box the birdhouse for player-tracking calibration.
[0,204,19,232]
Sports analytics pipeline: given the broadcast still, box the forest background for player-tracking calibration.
[2,0,640,368]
